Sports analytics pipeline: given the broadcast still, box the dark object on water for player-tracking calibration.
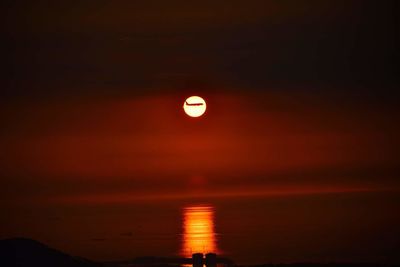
[193,253,204,267]
[205,253,217,267]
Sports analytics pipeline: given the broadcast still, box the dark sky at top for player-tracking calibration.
[2,1,398,98]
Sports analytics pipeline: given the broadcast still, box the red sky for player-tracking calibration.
[1,90,399,206]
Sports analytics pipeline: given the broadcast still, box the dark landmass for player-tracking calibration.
[0,238,102,267]
[0,238,398,267]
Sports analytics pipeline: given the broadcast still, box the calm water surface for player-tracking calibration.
[2,192,400,264]
[178,193,400,264]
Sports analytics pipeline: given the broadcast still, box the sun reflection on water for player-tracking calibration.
[181,205,218,257]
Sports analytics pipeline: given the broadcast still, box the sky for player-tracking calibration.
[1,0,399,264]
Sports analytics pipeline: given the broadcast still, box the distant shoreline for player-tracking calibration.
[1,238,398,267]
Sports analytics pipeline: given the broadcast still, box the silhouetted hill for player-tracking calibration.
[0,238,103,267]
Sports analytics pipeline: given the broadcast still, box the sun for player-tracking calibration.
[183,96,206,117]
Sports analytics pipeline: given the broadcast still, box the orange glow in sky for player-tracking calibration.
[181,205,218,257]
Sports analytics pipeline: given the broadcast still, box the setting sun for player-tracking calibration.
[183,96,206,117]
